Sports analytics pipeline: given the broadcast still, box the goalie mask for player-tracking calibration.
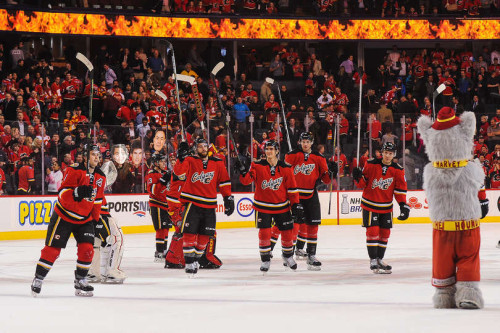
[111,144,129,165]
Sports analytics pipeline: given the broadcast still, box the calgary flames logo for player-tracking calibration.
[191,171,214,184]
[372,177,393,190]
[262,177,283,191]
[294,163,315,175]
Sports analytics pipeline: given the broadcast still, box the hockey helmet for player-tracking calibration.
[299,132,314,143]
[381,142,397,153]
[151,153,167,165]
[193,137,208,152]
[85,144,102,160]
[264,140,279,154]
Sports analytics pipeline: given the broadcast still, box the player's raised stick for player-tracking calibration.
[210,62,243,165]
[356,68,363,165]
[160,39,185,141]
[265,77,292,152]
[328,116,337,215]
[76,52,94,124]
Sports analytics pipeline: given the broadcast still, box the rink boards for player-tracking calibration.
[1,190,499,240]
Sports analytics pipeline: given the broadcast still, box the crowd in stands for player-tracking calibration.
[3,0,500,17]
[1,37,500,195]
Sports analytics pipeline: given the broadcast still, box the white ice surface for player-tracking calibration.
[1,224,500,333]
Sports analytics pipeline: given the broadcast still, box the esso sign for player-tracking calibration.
[237,197,254,217]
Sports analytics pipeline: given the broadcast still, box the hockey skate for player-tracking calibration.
[295,248,308,259]
[164,261,185,269]
[282,255,298,270]
[154,251,165,263]
[307,255,322,271]
[260,261,271,273]
[185,262,198,277]
[497,240,500,249]
[101,269,127,284]
[376,258,392,274]
[74,274,94,297]
[370,259,380,273]
[31,277,43,297]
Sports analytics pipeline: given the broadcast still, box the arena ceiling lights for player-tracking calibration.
[1,9,499,40]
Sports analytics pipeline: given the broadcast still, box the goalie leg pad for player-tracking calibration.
[100,217,126,282]
[166,232,185,266]
[88,238,101,282]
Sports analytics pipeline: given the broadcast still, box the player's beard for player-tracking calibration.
[198,151,208,158]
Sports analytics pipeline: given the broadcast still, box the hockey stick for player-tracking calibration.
[265,77,292,152]
[159,40,185,141]
[210,62,243,165]
[76,52,94,124]
[356,68,363,166]
[328,116,338,215]
[432,83,446,120]
[175,74,208,142]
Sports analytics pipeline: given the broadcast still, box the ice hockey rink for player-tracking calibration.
[1,223,500,333]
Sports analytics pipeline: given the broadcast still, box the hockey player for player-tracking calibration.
[275,132,337,270]
[88,196,126,284]
[173,138,234,275]
[31,145,106,297]
[146,153,172,262]
[237,140,303,272]
[165,153,224,270]
[353,142,410,274]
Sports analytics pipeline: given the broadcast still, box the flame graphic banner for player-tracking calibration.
[1,9,499,40]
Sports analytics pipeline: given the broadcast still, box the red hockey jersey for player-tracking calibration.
[355,158,407,213]
[146,169,169,210]
[240,159,299,214]
[55,164,106,224]
[174,156,231,209]
[166,172,185,212]
[285,149,330,199]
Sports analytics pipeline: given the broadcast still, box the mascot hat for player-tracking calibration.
[432,107,461,130]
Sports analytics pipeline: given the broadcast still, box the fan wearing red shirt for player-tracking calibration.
[264,94,280,125]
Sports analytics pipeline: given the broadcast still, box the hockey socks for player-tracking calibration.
[155,229,168,254]
[296,224,307,250]
[306,224,318,255]
[183,233,197,264]
[366,226,380,259]
[259,228,272,262]
[281,229,294,258]
[76,243,94,278]
[270,225,280,251]
[35,246,61,279]
[378,228,391,259]
[194,235,210,261]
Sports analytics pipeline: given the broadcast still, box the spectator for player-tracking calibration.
[45,160,63,195]
[104,64,117,89]
[339,55,355,76]
[232,96,251,135]
[269,54,285,78]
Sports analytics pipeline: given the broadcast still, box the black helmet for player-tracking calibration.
[299,132,314,142]
[264,140,279,152]
[151,153,167,165]
[85,144,101,160]
[381,142,397,153]
[193,137,208,147]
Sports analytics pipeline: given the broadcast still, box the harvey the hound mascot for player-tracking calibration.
[418,107,489,309]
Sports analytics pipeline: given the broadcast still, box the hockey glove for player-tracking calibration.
[480,199,489,219]
[223,195,235,216]
[397,202,410,221]
[73,185,93,201]
[291,203,304,224]
[328,161,338,176]
[159,171,171,186]
[352,167,363,182]
[234,159,249,176]
[177,142,190,162]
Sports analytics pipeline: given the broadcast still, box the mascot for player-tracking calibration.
[418,107,489,309]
